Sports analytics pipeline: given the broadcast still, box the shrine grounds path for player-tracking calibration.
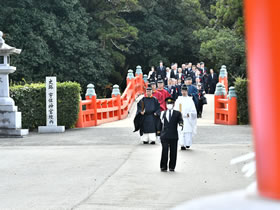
[0,95,254,210]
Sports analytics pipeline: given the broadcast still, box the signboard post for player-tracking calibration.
[38,77,65,133]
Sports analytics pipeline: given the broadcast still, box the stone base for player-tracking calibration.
[0,105,17,112]
[0,128,29,138]
[0,110,21,128]
[38,126,65,133]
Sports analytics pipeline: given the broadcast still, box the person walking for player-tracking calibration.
[134,87,161,144]
[197,83,207,118]
[174,85,197,150]
[160,97,183,172]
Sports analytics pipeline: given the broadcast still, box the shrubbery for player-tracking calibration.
[10,82,81,130]
[234,77,249,124]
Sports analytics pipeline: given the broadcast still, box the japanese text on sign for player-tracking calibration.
[46,77,57,126]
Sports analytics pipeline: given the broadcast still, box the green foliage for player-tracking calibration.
[194,0,245,83]
[211,0,244,36]
[10,82,81,130]
[80,0,139,69]
[125,0,208,73]
[0,0,246,94]
[194,27,246,84]
[234,77,249,124]
[0,0,113,95]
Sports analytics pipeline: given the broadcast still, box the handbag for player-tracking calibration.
[202,96,207,105]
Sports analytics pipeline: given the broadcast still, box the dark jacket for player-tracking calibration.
[207,73,218,94]
[160,110,183,142]
[156,66,166,80]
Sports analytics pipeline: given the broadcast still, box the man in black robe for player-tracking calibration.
[160,97,183,172]
[134,87,161,144]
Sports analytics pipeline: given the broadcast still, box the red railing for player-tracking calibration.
[214,66,238,125]
[75,69,147,128]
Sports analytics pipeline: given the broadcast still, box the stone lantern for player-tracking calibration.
[0,31,28,137]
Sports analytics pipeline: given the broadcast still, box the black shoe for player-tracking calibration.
[150,141,155,145]
[161,168,167,172]
[143,141,149,144]
[181,146,186,150]
[186,146,190,149]
[169,168,175,172]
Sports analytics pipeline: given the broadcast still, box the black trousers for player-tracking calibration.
[160,140,178,170]
[198,100,204,116]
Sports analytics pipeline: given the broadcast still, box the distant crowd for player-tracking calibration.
[147,61,219,118]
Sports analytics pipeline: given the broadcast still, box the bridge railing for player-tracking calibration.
[75,66,148,128]
[214,65,238,125]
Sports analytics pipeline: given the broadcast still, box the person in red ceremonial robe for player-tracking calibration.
[151,81,163,101]
[156,80,171,111]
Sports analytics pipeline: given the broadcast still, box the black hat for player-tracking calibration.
[150,81,156,85]
[157,79,164,84]
[181,84,188,90]
[165,97,175,104]
[146,86,152,91]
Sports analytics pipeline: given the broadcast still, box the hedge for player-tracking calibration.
[234,77,249,124]
[10,82,81,130]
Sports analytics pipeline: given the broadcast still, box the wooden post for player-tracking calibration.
[245,0,280,199]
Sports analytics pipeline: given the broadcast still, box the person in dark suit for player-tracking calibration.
[170,78,181,100]
[200,62,208,75]
[160,97,183,172]
[207,69,218,94]
[156,61,166,81]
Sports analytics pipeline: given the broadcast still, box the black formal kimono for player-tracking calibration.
[160,110,183,170]
[134,96,161,136]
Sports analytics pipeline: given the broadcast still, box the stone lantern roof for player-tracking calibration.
[0,31,21,55]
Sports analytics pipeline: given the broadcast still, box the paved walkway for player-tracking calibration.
[0,95,254,210]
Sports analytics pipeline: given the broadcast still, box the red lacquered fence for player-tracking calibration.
[75,67,148,128]
[214,66,238,125]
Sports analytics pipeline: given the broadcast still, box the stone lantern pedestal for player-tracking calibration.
[0,31,28,137]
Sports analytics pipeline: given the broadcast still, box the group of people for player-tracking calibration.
[134,61,218,172]
[148,61,218,95]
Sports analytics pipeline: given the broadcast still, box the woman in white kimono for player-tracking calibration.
[174,84,197,150]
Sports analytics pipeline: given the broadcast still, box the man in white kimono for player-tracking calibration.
[174,84,197,150]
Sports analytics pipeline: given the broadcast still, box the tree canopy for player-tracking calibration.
[0,0,245,95]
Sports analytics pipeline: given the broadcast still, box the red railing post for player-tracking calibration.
[227,87,237,125]
[112,84,121,120]
[214,83,227,124]
[135,65,143,94]
[219,65,228,93]
[92,95,97,126]
[245,0,280,199]
[85,84,97,126]
[127,69,135,99]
